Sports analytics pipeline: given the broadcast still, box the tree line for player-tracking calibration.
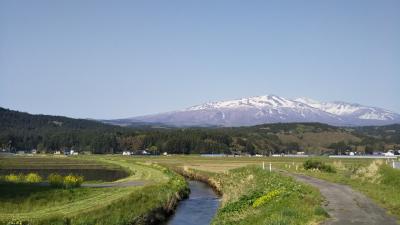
[1,107,399,155]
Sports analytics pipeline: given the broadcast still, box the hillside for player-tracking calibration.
[0,107,399,155]
[0,107,130,153]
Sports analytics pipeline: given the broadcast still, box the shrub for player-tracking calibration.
[303,159,336,173]
[4,174,24,183]
[25,173,42,183]
[48,173,64,187]
[63,174,84,188]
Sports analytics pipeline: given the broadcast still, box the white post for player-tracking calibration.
[269,162,272,172]
[263,162,265,170]
[393,160,396,169]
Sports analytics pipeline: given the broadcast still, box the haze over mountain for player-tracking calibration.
[107,95,400,127]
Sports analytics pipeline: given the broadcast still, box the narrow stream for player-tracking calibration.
[166,180,220,225]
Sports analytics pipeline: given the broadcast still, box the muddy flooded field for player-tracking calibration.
[0,168,129,181]
[0,156,130,181]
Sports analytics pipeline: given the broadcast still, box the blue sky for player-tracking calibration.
[1,0,399,119]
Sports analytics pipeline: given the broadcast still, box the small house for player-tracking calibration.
[141,150,149,155]
[69,149,78,155]
[122,151,132,156]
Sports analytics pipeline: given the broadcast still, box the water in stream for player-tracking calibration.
[166,180,220,225]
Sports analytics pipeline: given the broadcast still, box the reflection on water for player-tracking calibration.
[166,180,220,225]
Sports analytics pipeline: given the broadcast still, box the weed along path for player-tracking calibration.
[290,173,398,225]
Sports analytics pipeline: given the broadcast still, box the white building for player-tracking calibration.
[122,151,132,156]
[383,150,395,157]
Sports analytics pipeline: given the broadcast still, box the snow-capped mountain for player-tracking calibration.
[114,95,400,127]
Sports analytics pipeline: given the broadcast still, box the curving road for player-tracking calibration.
[291,173,398,225]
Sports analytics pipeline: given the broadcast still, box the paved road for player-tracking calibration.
[290,173,398,225]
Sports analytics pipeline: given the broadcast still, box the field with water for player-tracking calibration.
[0,155,188,225]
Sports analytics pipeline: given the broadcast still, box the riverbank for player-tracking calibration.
[172,165,328,225]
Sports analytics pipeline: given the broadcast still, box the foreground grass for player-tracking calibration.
[0,156,188,225]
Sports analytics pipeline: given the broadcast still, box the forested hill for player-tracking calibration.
[0,107,131,153]
[1,107,399,155]
[0,107,117,131]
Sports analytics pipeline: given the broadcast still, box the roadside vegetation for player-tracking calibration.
[303,159,336,173]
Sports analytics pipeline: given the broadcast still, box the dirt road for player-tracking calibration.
[291,173,398,225]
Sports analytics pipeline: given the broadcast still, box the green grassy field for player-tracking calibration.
[135,155,374,172]
[0,155,188,225]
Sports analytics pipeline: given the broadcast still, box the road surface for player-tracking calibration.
[290,173,398,225]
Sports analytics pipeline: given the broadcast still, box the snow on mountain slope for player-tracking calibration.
[187,95,298,110]
[118,95,400,127]
[295,97,398,121]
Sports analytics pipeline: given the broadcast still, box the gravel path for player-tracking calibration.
[290,173,398,225]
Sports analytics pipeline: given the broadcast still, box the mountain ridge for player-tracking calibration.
[115,95,400,127]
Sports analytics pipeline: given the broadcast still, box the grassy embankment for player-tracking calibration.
[167,159,328,225]
[0,155,188,225]
[278,158,400,220]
